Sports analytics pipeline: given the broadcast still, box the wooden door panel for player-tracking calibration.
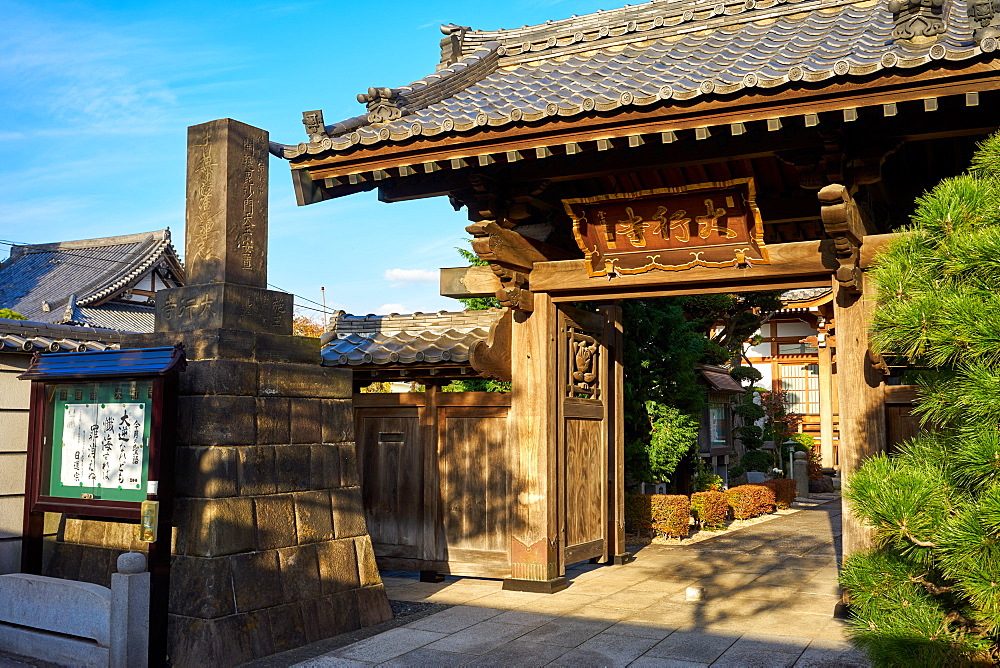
[441,414,510,554]
[564,418,604,550]
[357,414,421,550]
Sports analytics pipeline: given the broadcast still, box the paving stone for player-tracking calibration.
[549,630,659,666]
[463,639,570,666]
[628,657,708,668]
[335,628,447,663]
[794,647,871,667]
[489,610,558,628]
[605,617,677,640]
[646,630,738,663]
[293,657,370,667]
[712,647,800,667]
[423,620,532,655]
[405,605,504,633]
[518,617,613,648]
[377,646,476,667]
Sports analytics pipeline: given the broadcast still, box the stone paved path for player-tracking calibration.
[277,498,870,667]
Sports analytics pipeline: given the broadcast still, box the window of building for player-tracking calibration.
[777,341,818,355]
[709,403,728,447]
[778,363,820,414]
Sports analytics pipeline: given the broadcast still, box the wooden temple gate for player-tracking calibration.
[282,0,1000,592]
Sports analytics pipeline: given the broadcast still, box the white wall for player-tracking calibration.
[0,354,30,574]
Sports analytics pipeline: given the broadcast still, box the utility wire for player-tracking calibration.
[2,237,342,318]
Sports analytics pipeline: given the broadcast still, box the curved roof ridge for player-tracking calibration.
[76,234,183,306]
[9,229,171,254]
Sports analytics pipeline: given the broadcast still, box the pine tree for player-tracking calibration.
[840,133,1000,666]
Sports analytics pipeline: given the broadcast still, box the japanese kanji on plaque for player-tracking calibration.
[52,381,152,501]
[563,178,771,278]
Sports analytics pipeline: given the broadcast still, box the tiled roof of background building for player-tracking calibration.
[0,318,121,353]
[278,0,992,160]
[0,230,182,332]
[321,309,503,367]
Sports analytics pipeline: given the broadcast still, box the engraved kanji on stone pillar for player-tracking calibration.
[185,118,269,288]
[158,118,292,335]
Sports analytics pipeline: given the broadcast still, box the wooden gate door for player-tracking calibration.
[557,305,612,567]
[355,402,423,561]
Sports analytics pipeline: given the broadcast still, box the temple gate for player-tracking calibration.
[276,0,1000,595]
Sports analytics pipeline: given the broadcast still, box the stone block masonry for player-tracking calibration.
[41,119,391,667]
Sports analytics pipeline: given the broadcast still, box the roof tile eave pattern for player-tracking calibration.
[321,309,503,368]
[281,0,992,161]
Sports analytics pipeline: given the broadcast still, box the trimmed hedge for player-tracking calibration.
[625,493,691,537]
[755,479,797,509]
[690,491,729,529]
[726,484,776,520]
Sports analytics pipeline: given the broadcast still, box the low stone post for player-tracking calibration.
[793,451,809,498]
[110,552,149,668]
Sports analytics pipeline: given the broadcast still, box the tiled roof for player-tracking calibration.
[65,301,157,333]
[0,318,121,354]
[321,309,503,367]
[0,230,182,333]
[699,365,746,393]
[278,0,993,160]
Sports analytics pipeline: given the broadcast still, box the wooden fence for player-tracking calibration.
[353,390,515,578]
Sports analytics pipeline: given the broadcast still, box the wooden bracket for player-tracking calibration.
[818,184,867,294]
[470,309,512,382]
[467,220,573,312]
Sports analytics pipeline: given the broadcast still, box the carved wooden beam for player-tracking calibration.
[470,308,512,382]
[465,220,575,312]
[818,184,867,293]
[440,265,500,299]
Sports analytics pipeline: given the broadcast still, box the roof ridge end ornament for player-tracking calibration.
[439,24,471,67]
[889,0,947,40]
[357,87,406,125]
[967,0,1000,44]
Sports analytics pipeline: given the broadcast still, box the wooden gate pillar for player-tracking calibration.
[820,183,887,560]
[504,292,566,593]
[832,276,886,558]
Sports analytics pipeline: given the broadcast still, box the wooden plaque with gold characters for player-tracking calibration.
[564,178,770,277]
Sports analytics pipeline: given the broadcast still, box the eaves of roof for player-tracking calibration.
[320,309,503,367]
[0,317,122,354]
[276,0,997,168]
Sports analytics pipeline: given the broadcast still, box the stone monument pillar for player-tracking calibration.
[116,118,392,665]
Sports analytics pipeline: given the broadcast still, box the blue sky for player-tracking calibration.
[0,0,622,320]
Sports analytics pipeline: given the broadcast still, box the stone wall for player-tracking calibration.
[46,328,392,665]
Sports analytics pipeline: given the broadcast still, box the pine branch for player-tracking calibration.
[908,574,952,595]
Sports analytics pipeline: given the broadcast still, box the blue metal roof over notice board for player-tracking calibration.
[18,345,186,381]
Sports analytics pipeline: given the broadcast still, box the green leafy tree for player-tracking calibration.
[622,295,782,489]
[839,133,1000,666]
[0,308,26,320]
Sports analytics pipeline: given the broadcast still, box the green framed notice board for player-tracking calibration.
[47,380,154,503]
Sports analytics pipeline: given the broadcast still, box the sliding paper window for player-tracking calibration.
[778,363,820,414]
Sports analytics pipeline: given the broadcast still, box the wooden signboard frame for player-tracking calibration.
[18,345,185,668]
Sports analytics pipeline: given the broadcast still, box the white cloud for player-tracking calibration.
[376,303,407,314]
[383,268,437,283]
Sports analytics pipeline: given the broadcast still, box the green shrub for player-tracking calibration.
[755,479,796,509]
[624,493,691,537]
[726,484,776,520]
[691,491,729,529]
[0,308,25,320]
[740,450,773,472]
